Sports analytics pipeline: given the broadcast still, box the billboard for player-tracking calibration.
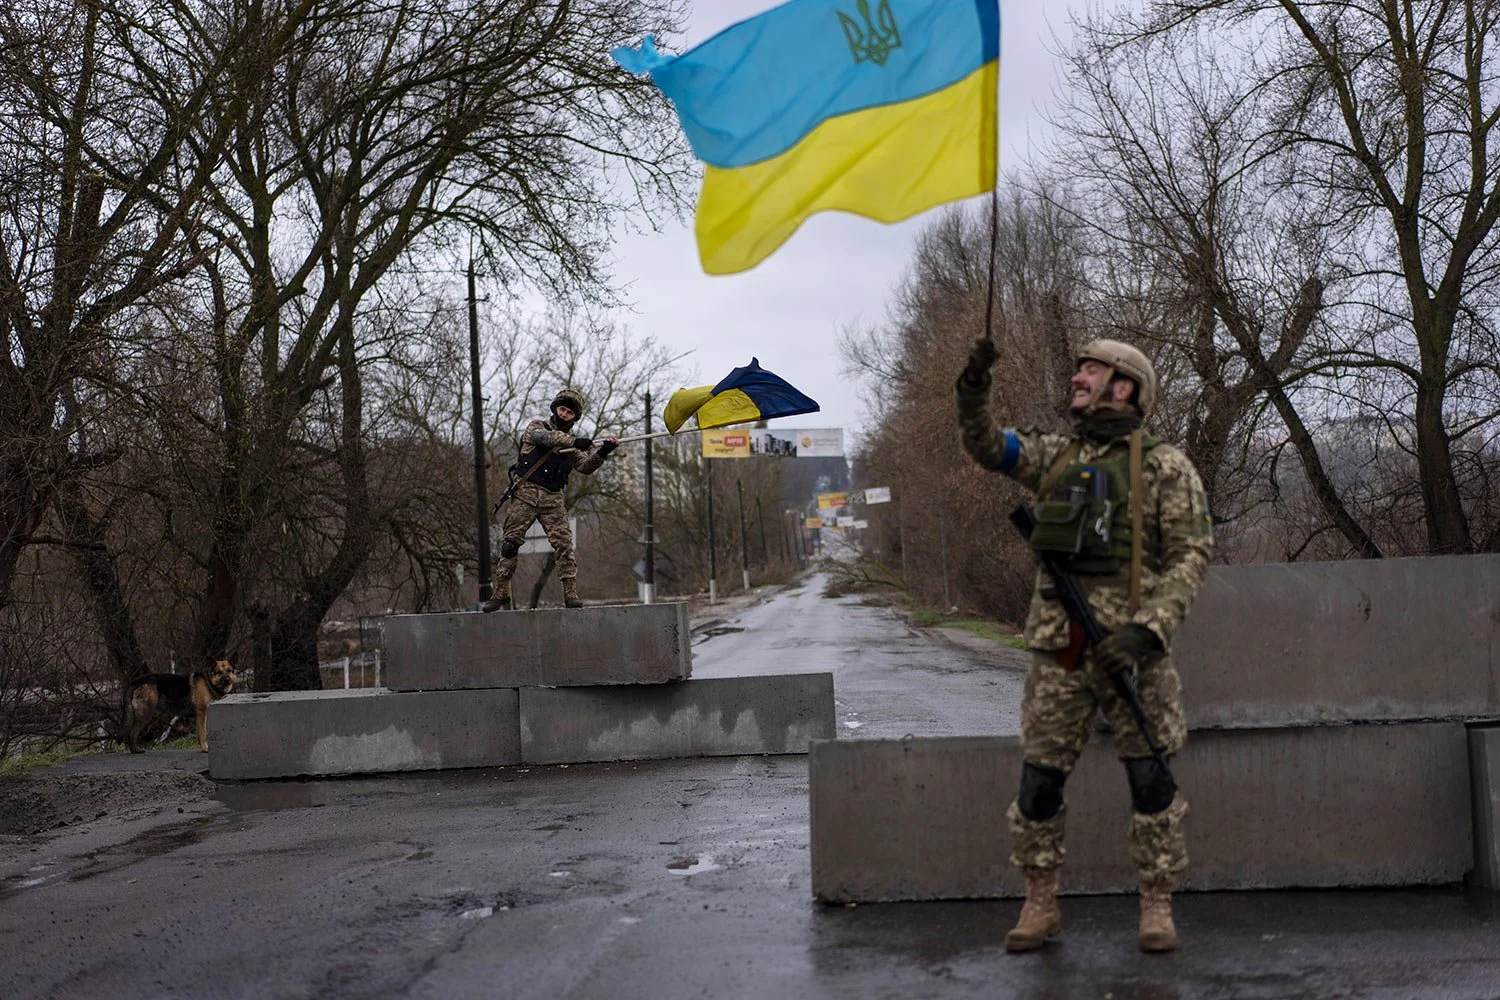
[702,427,844,459]
[862,486,892,504]
[817,492,848,510]
[804,517,824,529]
[702,429,752,458]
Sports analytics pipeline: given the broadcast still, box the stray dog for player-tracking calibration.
[119,659,237,753]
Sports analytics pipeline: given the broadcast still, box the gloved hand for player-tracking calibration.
[570,435,593,451]
[598,438,619,456]
[1094,624,1161,675]
[959,337,998,388]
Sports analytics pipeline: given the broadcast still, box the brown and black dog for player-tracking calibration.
[119,659,237,753]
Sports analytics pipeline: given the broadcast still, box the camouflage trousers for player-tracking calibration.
[495,483,575,583]
[1008,647,1190,878]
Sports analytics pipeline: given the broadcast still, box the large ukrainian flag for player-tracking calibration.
[613,0,1000,275]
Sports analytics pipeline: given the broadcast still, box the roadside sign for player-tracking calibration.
[862,487,891,504]
[703,430,752,458]
[805,517,824,528]
[817,491,847,510]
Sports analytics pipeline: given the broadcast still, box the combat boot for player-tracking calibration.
[1138,873,1177,952]
[1004,867,1062,952]
[480,580,512,613]
[562,579,584,609]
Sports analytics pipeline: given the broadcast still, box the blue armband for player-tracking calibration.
[993,429,1022,473]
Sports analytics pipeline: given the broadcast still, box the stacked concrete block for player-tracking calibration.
[382,603,692,690]
[1175,554,1500,728]
[211,602,835,780]
[210,688,520,780]
[810,553,1500,900]
[1471,724,1500,891]
[522,674,836,764]
[810,726,1472,900]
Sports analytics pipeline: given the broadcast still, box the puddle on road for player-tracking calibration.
[666,855,720,876]
[693,626,745,642]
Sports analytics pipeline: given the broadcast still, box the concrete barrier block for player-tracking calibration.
[209,688,519,780]
[1470,724,1500,891]
[520,673,835,765]
[383,603,691,691]
[1176,555,1500,728]
[810,723,1473,901]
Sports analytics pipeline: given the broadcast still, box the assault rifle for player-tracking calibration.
[1009,503,1174,779]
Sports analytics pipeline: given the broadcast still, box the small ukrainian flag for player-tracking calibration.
[613,0,1000,275]
[663,359,821,433]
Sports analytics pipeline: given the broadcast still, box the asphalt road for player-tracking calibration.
[1,572,1497,1000]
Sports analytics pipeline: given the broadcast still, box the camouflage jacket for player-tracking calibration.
[956,378,1214,652]
[517,418,607,490]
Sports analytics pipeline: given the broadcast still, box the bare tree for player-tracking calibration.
[1136,0,1500,553]
[1049,19,1381,557]
[0,0,257,610]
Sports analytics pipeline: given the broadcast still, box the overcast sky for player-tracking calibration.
[602,0,1095,445]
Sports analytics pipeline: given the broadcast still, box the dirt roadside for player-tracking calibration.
[0,750,212,838]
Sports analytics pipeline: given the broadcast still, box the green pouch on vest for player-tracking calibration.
[1028,465,1123,573]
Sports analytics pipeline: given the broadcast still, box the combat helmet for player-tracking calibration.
[1076,339,1157,418]
[551,387,586,417]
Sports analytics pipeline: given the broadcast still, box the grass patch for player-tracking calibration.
[908,606,1027,649]
[909,607,947,628]
[941,619,1028,649]
[0,743,101,779]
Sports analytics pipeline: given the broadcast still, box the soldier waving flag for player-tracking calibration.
[957,337,1214,954]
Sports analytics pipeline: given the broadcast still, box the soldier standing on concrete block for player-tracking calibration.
[482,388,618,612]
[955,338,1214,954]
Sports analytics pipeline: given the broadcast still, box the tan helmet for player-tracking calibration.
[1076,339,1157,417]
[551,387,586,417]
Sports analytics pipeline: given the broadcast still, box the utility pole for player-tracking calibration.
[755,496,769,567]
[706,458,717,605]
[736,477,750,590]
[642,391,655,605]
[897,491,908,586]
[939,504,952,611]
[467,258,492,604]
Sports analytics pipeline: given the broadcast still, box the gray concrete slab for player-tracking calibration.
[382,603,691,691]
[1175,554,1500,727]
[519,673,835,765]
[810,723,1473,901]
[1470,723,1500,891]
[209,688,519,780]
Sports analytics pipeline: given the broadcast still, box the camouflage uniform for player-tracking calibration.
[956,382,1214,879]
[495,418,607,586]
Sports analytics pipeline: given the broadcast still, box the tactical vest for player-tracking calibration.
[1029,435,1161,577]
[513,437,574,494]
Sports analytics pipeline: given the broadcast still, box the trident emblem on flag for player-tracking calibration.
[839,0,902,66]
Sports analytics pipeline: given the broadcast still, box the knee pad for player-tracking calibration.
[1124,756,1177,814]
[499,538,521,559]
[1017,761,1068,821]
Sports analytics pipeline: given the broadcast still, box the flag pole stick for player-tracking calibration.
[612,428,697,445]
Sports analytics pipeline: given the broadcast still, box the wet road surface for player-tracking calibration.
[1,573,1497,999]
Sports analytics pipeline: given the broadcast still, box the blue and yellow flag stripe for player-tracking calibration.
[614,0,1000,275]
[663,358,820,433]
